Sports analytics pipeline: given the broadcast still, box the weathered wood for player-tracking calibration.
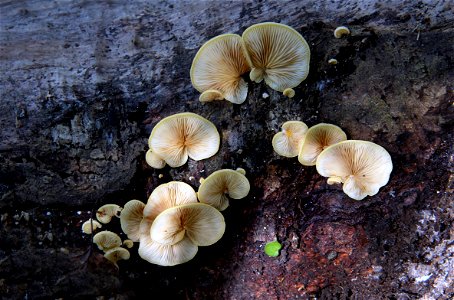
[0,0,453,299]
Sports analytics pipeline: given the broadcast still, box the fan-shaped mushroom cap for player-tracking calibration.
[316,140,393,200]
[138,230,198,267]
[298,123,347,166]
[104,247,130,267]
[143,181,198,222]
[334,26,350,38]
[199,90,224,102]
[145,149,166,169]
[123,239,134,248]
[283,88,296,98]
[93,231,122,251]
[81,218,102,234]
[120,200,145,242]
[96,204,122,224]
[150,203,225,246]
[190,34,251,104]
[242,22,310,92]
[197,169,250,211]
[148,113,220,168]
[272,121,309,158]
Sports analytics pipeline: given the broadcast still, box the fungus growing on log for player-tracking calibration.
[96,204,122,224]
[120,200,146,242]
[334,26,350,38]
[104,247,130,268]
[272,121,308,158]
[93,231,122,251]
[81,218,102,234]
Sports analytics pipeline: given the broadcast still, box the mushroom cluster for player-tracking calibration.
[191,22,310,101]
[272,121,392,200]
[120,171,250,266]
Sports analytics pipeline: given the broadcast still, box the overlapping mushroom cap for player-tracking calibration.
[96,204,122,224]
[104,247,130,268]
[120,200,146,242]
[93,231,122,251]
[190,34,251,104]
[316,140,393,200]
[198,169,250,211]
[148,113,220,168]
[242,22,310,95]
[298,123,347,166]
[272,121,308,157]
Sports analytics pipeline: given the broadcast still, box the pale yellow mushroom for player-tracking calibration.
[104,247,130,268]
[120,200,146,242]
[96,204,122,224]
[283,88,296,98]
[272,121,309,158]
[123,239,134,248]
[148,113,220,168]
[242,22,310,93]
[145,149,166,169]
[93,230,122,251]
[328,58,338,65]
[316,140,393,200]
[235,168,246,175]
[143,181,198,223]
[197,169,250,211]
[298,123,347,166]
[190,34,251,104]
[150,203,225,246]
[81,218,102,234]
[334,26,350,38]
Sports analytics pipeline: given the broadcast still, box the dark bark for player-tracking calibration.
[0,0,453,299]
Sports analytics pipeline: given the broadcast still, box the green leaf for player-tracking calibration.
[264,240,282,257]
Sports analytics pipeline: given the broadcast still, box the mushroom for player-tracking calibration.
[120,200,145,242]
[316,140,393,200]
[96,204,122,224]
[242,22,310,97]
[272,121,309,158]
[328,58,338,65]
[104,247,130,268]
[143,181,198,223]
[81,218,102,234]
[145,149,166,169]
[190,34,251,104]
[298,123,347,166]
[197,169,250,211]
[122,240,134,248]
[93,231,122,251]
[148,112,220,168]
[334,26,350,38]
[150,203,225,247]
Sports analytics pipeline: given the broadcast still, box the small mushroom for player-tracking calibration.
[316,140,393,200]
[122,239,134,248]
[104,247,130,268]
[190,34,251,104]
[298,123,347,166]
[148,113,220,168]
[81,218,102,234]
[197,169,250,211]
[242,22,310,97]
[120,200,145,242]
[93,230,122,251]
[150,203,225,246]
[272,121,309,158]
[328,58,338,65]
[283,88,296,98]
[96,204,122,224]
[143,181,198,223]
[334,26,350,38]
[145,149,166,169]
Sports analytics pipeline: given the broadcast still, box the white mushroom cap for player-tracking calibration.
[96,204,122,224]
[145,149,166,169]
[298,123,347,166]
[190,34,251,104]
[104,247,130,267]
[150,203,226,246]
[120,200,145,242]
[93,230,122,251]
[334,26,350,38]
[81,218,102,234]
[199,90,224,103]
[138,223,198,267]
[197,169,250,211]
[242,22,310,92]
[272,121,309,158]
[143,181,198,222]
[148,113,220,168]
[316,140,393,200]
